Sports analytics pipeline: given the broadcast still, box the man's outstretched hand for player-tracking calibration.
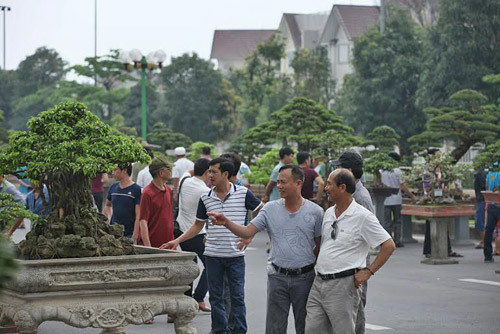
[207,212,229,226]
[160,239,179,250]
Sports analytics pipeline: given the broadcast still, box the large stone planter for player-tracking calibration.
[0,246,200,334]
[402,204,474,265]
[368,186,399,225]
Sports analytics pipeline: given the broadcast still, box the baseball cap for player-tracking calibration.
[174,147,186,156]
[331,151,363,169]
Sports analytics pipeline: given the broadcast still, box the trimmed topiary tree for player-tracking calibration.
[0,101,150,259]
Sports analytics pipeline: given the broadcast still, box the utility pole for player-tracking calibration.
[380,0,385,34]
[0,6,11,70]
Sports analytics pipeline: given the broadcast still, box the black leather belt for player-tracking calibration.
[272,263,315,276]
[317,268,356,280]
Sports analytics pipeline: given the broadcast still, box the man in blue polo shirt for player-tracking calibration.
[161,157,262,334]
[105,164,142,240]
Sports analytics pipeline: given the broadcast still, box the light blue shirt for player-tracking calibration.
[269,162,284,201]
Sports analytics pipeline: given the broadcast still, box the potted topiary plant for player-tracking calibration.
[0,102,199,334]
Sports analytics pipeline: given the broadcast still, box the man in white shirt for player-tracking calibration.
[136,148,154,189]
[176,158,211,312]
[172,146,194,202]
[305,169,395,333]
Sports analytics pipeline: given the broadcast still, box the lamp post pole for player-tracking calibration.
[118,49,166,141]
[140,56,147,140]
[1,6,11,70]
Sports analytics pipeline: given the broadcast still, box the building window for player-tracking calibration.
[338,44,349,64]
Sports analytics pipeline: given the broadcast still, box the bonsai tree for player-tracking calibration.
[362,126,400,185]
[0,101,150,259]
[404,153,470,204]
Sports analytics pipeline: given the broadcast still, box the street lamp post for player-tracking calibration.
[0,5,11,70]
[118,49,166,140]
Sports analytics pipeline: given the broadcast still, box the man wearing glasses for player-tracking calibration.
[305,168,395,333]
[138,157,174,247]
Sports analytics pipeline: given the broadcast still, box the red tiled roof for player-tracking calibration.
[210,30,277,60]
[335,5,380,40]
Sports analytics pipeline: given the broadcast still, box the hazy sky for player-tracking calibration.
[4,0,379,70]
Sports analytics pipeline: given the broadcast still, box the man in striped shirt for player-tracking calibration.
[161,157,262,334]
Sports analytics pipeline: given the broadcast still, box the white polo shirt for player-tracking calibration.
[177,173,209,234]
[316,198,391,274]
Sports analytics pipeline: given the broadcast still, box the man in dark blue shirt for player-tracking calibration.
[105,164,142,240]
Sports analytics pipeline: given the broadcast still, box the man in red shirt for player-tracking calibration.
[139,157,174,247]
[297,152,324,204]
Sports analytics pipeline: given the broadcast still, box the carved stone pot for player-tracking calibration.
[0,246,199,334]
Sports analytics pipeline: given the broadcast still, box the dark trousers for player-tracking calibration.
[180,233,208,302]
[423,220,452,255]
[384,205,402,244]
[92,192,104,213]
[484,203,500,260]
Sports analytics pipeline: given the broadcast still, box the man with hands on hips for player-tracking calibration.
[305,168,395,333]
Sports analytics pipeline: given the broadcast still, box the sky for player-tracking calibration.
[4,0,379,71]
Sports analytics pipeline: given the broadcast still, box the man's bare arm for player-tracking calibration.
[208,212,259,239]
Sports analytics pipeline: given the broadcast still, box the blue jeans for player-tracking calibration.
[484,203,500,260]
[180,234,208,302]
[206,255,246,334]
[475,201,486,231]
[266,265,315,334]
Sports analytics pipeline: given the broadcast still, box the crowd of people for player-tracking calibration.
[2,144,497,334]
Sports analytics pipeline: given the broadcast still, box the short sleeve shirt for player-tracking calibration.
[301,167,318,200]
[269,162,284,201]
[139,183,174,247]
[107,183,142,237]
[353,181,375,213]
[172,158,194,180]
[316,199,391,274]
[380,168,404,206]
[251,199,323,268]
[177,174,209,234]
[196,183,262,257]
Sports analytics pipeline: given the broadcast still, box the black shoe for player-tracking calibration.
[484,258,494,263]
[395,243,404,248]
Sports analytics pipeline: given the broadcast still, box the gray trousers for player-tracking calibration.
[355,254,370,334]
[305,275,360,334]
[266,265,315,334]
[384,205,402,244]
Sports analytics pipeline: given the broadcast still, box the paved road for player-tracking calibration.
[8,225,500,333]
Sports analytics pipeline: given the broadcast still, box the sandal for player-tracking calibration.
[449,252,463,258]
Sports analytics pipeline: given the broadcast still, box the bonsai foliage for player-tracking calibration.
[474,140,500,171]
[362,126,400,182]
[404,153,470,204]
[409,89,500,163]
[188,141,215,162]
[0,101,151,259]
[0,193,41,226]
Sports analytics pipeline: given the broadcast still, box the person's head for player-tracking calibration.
[277,164,304,199]
[208,157,234,186]
[279,147,294,164]
[145,147,154,159]
[193,158,210,178]
[174,147,186,158]
[296,152,312,166]
[149,157,172,180]
[202,146,211,156]
[220,153,241,179]
[332,151,364,180]
[112,164,132,181]
[388,152,401,162]
[325,168,356,204]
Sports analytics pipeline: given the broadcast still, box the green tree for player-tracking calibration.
[16,47,66,97]
[162,53,241,142]
[147,121,192,150]
[409,89,500,163]
[291,47,336,105]
[188,141,215,161]
[121,80,159,135]
[0,70,17,122]
[0,101,150,259]
[416,0,500,108]
[335,7,426,155]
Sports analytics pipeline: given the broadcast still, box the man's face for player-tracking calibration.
[209,163,226,186]
[277,168,300,199]
[159,166,172,181]
[325,170,343,204]
[112,167,123,181]
[283,153,294,164]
